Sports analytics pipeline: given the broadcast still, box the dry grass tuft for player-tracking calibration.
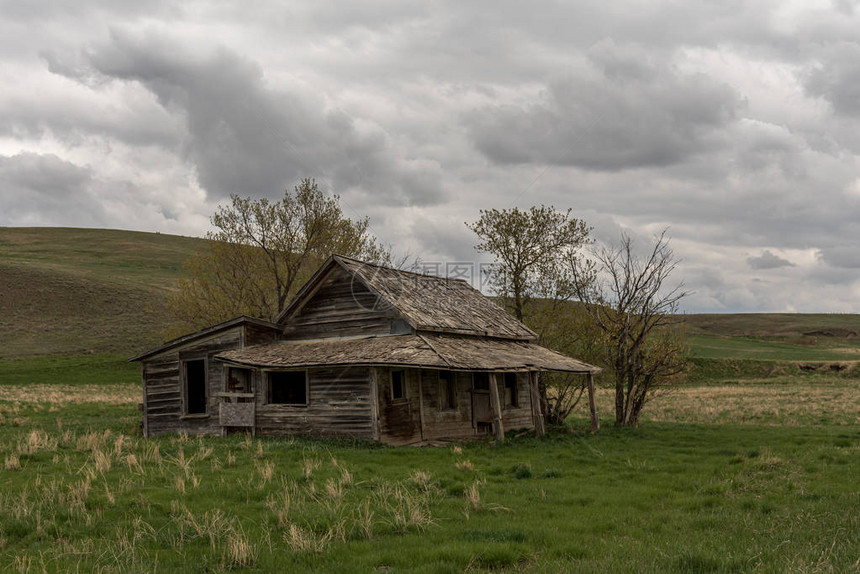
[266,490,292,528]
[353,499,374,540]
[464,482,482,512]
[104,483,115,505]
[174,476,186,495]
[5,454,22,471]
[303,457,321,480]
[409,470,435,493]
[284,522,330,554]
[324,478,343,501]
[340,467,353,486]
[382,485,435,534]
[223,528,258,568]
[92,449,112,475]
[125,453,143,474]
[17,429,57,455]
[255,459,275,485]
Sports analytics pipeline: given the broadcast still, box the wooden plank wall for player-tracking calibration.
[376,367,422,445]
[501,372,534,430]
[255,367,375,439]
[244,323,281,346]
[281,266,401,339]
[142,328,244,437]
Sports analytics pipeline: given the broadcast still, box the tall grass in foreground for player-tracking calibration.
[1,398,859,572]
[2,355,860,572]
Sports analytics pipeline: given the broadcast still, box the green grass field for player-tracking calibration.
[1,355,859,572]
[689,333,860,361]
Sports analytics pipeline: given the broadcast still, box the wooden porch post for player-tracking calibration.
[586,372,599,432]
[529,371,545,438]
[417,370,426,442]
[488,372,505,442]
[141,364,149,438]
[369,368,380,441]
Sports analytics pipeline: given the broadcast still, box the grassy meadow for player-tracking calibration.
[1,354,859,572]
[1,228,860,571]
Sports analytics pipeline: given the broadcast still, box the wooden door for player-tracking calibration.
[471,372,492,432]
[471,391,491,428]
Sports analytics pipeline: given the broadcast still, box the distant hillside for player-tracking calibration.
[3,227,860,362]
[0,227,207,358]
[682,313,860,338]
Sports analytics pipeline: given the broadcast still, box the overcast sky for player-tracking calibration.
[2,0,860,313]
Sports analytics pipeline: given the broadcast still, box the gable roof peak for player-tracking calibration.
[278,254,537,341]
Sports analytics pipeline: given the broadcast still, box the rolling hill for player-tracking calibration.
[2,226,860,362]
[0,227,208,358]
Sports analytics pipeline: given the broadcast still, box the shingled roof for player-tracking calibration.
[216,333,599,373]
[277,254,537,341]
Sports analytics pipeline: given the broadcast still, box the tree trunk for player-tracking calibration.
[586,373,599,432]
[615,376,625,425]
[537,373,556,425]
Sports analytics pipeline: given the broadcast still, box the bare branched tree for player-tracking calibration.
[571,230,689,426]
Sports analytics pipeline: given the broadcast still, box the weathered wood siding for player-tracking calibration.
[142,328,242,436]
[500,372,534,431]
[245,323,282,346]
[141,324,277,437]
[376,367,422,445]
[142,359,182,436]
[281,265,402,339]
[255,366,375,439]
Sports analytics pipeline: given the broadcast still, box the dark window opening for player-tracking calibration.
[184,359,207,414]
[267,371,307,405]
[439,370,456,410]
[391,370,405,400]
[472,372,489,391]
[227,367,252,394]
[504,372,519,407]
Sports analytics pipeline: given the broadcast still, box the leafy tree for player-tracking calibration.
[466,206,594,424]
[571,230,688,426]
[166,179,388,337]
[466,206,591,321]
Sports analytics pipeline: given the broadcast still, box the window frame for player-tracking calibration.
[180,357,208,416]
[504,372,520,408]
[391,369,406,401]
[438,370,456,410]
[225,366,253,394]
[265,370,309,406]
[472,371,490,391]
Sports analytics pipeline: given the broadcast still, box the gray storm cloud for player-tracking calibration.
[47,30,446,207]
[747,250,795,270]
[467,40,741,171]
[1,1,860,312]
[0,153,106,226]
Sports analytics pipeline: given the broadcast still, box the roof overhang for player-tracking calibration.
[129,316,281,362]
[214,333,601,374]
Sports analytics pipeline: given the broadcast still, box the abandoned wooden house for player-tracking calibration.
[131,254,600,444]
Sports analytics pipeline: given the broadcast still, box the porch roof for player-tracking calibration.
[215,333,600,374]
